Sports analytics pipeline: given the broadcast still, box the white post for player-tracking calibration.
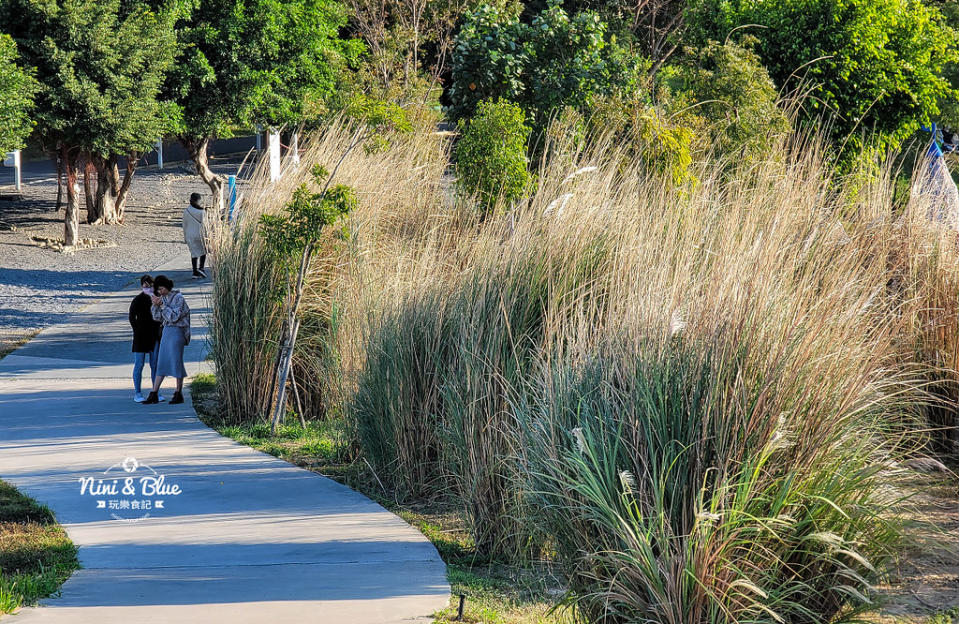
[156,139,164,170]
[291,132,300,165]
[3,150,21,191]
[268,128,281,182]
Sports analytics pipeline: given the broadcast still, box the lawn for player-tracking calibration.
[191,372,573,624]
[0,479,78,614]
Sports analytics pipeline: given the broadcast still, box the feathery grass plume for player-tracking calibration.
[891,188,959,452]
[208,111,450,423]
[511,127,923,622]
[209,104,959,618]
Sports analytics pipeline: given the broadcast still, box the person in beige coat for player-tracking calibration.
[183,192,207,278]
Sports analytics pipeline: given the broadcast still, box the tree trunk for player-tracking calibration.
[114,153,138,220]
[182,136,225,211]
[83,156,97,222]
[266,136,365,431]
[92,156,118,225]
[270,316,300,433]
[289,367,308,429]
[88,154,136,224]
[55,153,64,211]
[61,146,80,247]
[270,241,314,432]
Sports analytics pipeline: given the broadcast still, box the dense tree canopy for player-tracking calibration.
[687,0,959,159]
[931,0,959,126]
[0,0,178,239]
[0,0,177,156]
[0,34,37,154]
[448,0,644,129]
[164,0,363,206]
[0,0,956,231]
[674,38,790,162]
[167,0,361,137]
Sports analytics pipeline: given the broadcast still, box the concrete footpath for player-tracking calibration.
[0,262,449,623]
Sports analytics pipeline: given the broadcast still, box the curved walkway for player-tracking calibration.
[0,263,449,623]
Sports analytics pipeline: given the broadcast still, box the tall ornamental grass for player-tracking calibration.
[354,237,610,557]
[207,192,284,423]
[512,137,919,621]
[208,115,450,423]
[891,213,959,451]
[209,115,959,621]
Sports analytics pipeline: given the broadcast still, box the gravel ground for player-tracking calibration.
[0,158,246,354]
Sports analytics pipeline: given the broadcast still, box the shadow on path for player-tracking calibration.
[0,263,448,623]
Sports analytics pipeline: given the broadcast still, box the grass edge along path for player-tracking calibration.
[0,329,39,361]
[190,373,572,624]
[0,479,79,614]
[191,377,959,624]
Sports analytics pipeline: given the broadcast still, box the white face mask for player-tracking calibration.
[143,287,154,295]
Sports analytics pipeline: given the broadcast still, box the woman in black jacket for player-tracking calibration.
[129,275,163,402]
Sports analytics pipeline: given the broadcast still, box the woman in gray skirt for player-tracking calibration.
[143,275,191,405]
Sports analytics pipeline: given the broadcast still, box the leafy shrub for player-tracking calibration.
[686,0,958,162]
[587,96,699,185]
[448,0,645,132]
[455,98,532,211]
[676,39,790,163]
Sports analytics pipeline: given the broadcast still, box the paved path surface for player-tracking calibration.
[0,262,449,623]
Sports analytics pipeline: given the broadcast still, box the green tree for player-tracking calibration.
[0,34,37,154]
[0,0,177,239]
[529,0,688,75]
[687,0,958,162]
[931,0,959,126]
[166,0,363,209]
[455,98,532,211]
[85,0,181,224]
[676,39,790,163]
[346,0,482,98]
[448,0,645,132]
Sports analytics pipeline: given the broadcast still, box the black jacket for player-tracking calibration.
[129,292,162,352]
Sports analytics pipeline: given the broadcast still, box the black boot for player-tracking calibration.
[169,391,184,404]
[142,391,160,404]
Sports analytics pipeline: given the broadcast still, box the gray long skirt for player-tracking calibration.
[156,326,188,378]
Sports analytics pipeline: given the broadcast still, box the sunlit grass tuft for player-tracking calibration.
[0,480,78,614]
[208,117,959,622]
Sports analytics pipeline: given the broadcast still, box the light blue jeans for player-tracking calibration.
[133,345,159,394]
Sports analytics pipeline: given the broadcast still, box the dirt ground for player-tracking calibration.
[875,465,959,621]
[0,157,245,354]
